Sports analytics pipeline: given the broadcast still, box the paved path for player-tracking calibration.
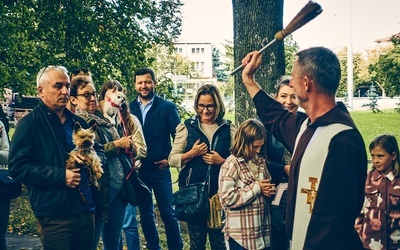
[6,232,42,250]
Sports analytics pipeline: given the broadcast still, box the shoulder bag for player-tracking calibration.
[172,165,210,223]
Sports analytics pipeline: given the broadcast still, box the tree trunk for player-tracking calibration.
[232,0,285,125]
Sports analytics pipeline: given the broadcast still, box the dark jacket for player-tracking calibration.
[266,131,288,186]
[8,101,105,217]
[254,90,366,250]
[129,95,180,171]
[178,116,231,197]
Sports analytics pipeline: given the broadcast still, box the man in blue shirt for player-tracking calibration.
[125,67,182,250]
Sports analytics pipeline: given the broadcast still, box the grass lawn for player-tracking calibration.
[350,111,400,162]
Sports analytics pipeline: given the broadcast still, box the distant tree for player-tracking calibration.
[362,84,381,113]
[368,37,400,97]
[337,47,364,98]
[145,45,193,78]
[144,44,193,118]
[232,0,285,125]
[212,47,228,82]
[0,0,183,96]
[284,34,299,75]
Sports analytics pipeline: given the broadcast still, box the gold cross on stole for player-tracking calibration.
[301,177,318,213]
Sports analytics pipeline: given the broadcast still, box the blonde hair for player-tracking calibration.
[231,119,266,162]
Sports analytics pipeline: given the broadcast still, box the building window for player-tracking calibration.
[192,48,195,53]
[201,48,204,53]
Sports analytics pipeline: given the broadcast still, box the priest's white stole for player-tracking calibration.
[290,121,352,250]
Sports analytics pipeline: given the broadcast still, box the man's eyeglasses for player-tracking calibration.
[197,104,216,111]
[75,92,98,100]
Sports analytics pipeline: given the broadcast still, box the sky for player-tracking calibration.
[179,0,400,53]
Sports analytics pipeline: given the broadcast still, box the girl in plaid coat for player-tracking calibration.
[219,119,275,250]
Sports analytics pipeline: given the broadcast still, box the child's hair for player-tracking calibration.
[231,118,266,162]
[369,134,400,176]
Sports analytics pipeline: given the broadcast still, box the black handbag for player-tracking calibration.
[172,166,210,223]
[121,165,152,206]
[0,170,22,199]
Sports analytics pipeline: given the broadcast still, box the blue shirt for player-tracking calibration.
[137,96,154,124]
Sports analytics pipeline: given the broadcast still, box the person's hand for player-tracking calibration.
[114,136,132,150]
[203,150,224,166]
[155,159,169,170]
[190,139,208,157]
[66,168,81,188]
[242,51,262,82]
[284,164,290,175]
[259,179,276,197]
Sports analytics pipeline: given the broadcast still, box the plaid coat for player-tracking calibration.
[219,154,272,249]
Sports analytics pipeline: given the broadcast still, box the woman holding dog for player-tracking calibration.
[69,72,146,250]
[169,84,236,250]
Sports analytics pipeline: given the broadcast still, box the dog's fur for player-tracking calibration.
[66,121,103,188]
[98,86,126,124]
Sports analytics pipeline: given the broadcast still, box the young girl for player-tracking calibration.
[219,118,275,250]
[355,134,400,250]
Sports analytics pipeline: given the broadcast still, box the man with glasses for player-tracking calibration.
[125,67,183,250]
[9,66,105,250]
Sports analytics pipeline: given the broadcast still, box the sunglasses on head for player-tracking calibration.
[70,68,89,75]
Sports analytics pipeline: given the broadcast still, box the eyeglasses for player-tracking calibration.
[197,104,216,111]
[75,92,98,100]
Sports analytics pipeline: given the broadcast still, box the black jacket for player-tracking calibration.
[129,95,180,171]
[178,116,231,197]
[9,101,105,217]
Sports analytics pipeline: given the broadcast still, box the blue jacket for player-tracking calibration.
[129,95,180,171]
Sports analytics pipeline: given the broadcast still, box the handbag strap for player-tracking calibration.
[117,109,136,180]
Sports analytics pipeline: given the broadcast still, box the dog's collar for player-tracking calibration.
[107,96,123,111]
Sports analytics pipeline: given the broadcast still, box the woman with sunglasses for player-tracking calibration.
[69,71,146,250]
[169,84,236,250]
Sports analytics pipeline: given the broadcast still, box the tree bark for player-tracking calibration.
[232,0,285,125]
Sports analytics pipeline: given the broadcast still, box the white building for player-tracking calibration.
[174,42,214,78]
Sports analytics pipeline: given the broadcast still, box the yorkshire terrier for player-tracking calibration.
[98,86,126,125]
[66,120,103,188]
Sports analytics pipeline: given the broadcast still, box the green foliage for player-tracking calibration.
[0,0,183,95]
[8,188,37,235]
[219,40,234,99]
[368,38,400,97]
[145,45,193,78]
[284,34,299,75]
[153,77,191,119]
[212,48,228,82]
[362,84,381,113]
[337,48,364,98]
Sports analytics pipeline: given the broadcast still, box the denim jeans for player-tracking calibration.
[138,168,183,250]
[119,204,139,250]
[0,197,10,250]
[94,190,127,250]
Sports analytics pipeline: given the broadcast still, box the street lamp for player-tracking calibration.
[347,0,354,110]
